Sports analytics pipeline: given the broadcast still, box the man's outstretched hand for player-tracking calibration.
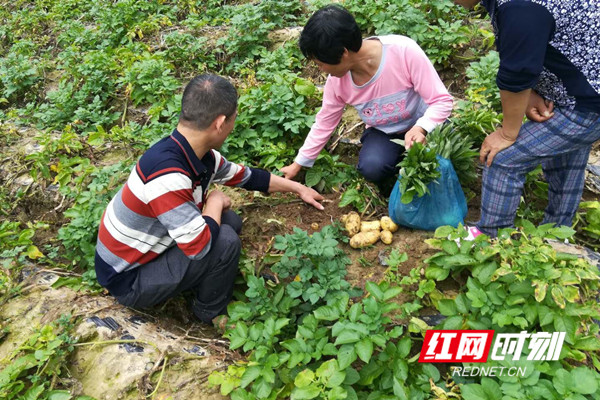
[297,185,325,210]
[268,172,324,210]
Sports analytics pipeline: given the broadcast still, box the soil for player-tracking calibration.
[236,191,438,291]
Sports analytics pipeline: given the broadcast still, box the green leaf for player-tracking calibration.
[344,368,360,385]
[291,385,321,400]
[401,191,414,204]
[383,286,402,301]
[23,385,45,400]
[0,354,37,385]
[396,337,412,358]
[316,359,338,379]
[328,386,348,400]
[551,286,566,309]
[314,305,340,321]
[240,366,261,388]
[570,367,598,394]
[294,78,316,97]
[441,240,459,255]
[294,369,315,387]
[393,359,409,381]
[442,315,463,330]
[231,389,255,400]
[422,363,441,382]
[554,315,577,344]
[228,323,248,349]
[365,282,384,301]
[344,386,358,400]
[553,369,572,395]
[253,377,272,398]
[348,303,362,322]
[425,266,450,281]
[455,293,469,314]
[437,299,458,316]
[392,377,409,400]
[574,336,600,351]
[355,338,374,363]
[472,261,497,285]
[326,369,346,388]
[461,384,488,400]
[533,280,548,302]
[563,286,579,303]
[434,226,456,238]
[26,245,44,259]
[440,254,478,266]
[339,189,361,208]
[305,169,322,188]
[548,225,576,239]
[86,130,105,146]
[47,391,72,400]
[337,344,357,370]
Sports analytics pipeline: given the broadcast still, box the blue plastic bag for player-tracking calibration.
[388,155,467,231]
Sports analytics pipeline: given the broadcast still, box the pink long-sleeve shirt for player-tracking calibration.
[295,35,453,167]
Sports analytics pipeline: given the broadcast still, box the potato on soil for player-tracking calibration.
[345,212,361,236]
[350,231,380,248]
[381,230,393,244]
[340,214,348,224]
[380,216,399,233]
[360,220,381,232]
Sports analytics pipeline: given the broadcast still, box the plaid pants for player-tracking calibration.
[477,107,600,237]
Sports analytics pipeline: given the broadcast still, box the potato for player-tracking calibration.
[360,220,381,232]
[350,231,380,248]
[381,230,393,245]
[380,216,399,233]
[340,214,349,224]
[345,212,361,236]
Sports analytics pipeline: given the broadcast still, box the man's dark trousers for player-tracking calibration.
[115,210,242,323]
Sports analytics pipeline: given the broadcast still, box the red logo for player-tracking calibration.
[419,330,495,363]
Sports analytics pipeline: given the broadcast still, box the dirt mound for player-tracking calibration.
[0,271,229,400]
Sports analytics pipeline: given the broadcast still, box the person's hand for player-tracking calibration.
[479,128,517,167]
[206,190,231,211]
[297,185,325,210]
[280,162,302,180]
[526,91,554,122]
[404,126,427,149]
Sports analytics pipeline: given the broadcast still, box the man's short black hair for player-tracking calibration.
[179,74,238,130]
[299,4,362,65]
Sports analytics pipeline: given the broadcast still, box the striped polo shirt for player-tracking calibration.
[95,129,270,296]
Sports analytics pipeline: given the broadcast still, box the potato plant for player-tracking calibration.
[210,225,445,400]
[427,223,600,398]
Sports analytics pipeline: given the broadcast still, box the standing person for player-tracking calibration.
[453,0,600,238]
[280,4,453,196]
[95,74,324,325]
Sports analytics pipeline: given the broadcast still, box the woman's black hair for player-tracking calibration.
[299,4,362,65]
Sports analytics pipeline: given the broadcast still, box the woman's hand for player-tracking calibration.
[479,127,517,167]
[280,162,302,180]
[404,126,427,149]
[526,91,554,122]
